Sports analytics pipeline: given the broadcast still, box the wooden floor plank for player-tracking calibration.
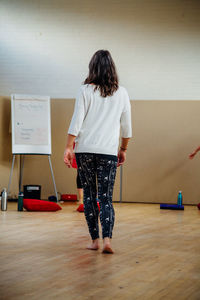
[0,202,200,300]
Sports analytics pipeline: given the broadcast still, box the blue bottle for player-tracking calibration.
[177,191,182,206]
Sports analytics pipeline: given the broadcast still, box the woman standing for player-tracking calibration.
[64,50,132,254]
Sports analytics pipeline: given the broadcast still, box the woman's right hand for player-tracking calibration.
[117,149,126,167]
[189,146,200,159]
[189,151,197,159]
[64,148,73,168]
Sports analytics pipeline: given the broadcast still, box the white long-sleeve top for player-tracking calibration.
[68,84,132,156]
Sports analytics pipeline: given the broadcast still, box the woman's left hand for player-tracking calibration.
[189,151,196,159]
[117,149,126,167]
[64,148,73,168]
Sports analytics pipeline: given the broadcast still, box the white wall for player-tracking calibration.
[0,0,200,100]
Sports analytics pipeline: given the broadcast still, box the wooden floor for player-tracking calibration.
[0,202,200,300]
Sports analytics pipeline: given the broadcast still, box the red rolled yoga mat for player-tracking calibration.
[61,194,77,201]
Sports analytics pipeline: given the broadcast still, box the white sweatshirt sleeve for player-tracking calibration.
[120,90,132,138]
[68,88,86,136]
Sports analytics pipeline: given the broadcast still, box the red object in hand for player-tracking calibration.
[71,153,77,169]
[61,194,77,201]
[71,143,77,168]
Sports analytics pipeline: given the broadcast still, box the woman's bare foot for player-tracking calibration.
[87,239,99,250]
[102,237,114,254]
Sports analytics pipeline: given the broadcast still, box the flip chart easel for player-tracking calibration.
[8,94,58,202]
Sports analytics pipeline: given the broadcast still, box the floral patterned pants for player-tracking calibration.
[75,153,118,240]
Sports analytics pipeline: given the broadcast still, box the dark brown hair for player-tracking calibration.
[84,50,119,97]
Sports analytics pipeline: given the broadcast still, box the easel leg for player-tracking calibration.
[19,155,25,193]
[48,155,58,202]
[7,155,16,197]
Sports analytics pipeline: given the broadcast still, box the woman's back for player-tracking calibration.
[68,84,132,155]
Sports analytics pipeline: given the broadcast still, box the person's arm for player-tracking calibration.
[64,134,76,168]
[68,88,86,137]
[120,137,130,151]
[118,137,130,166]
[118,90,132,166]
[64,88,86,167]
[189,146,200,159]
